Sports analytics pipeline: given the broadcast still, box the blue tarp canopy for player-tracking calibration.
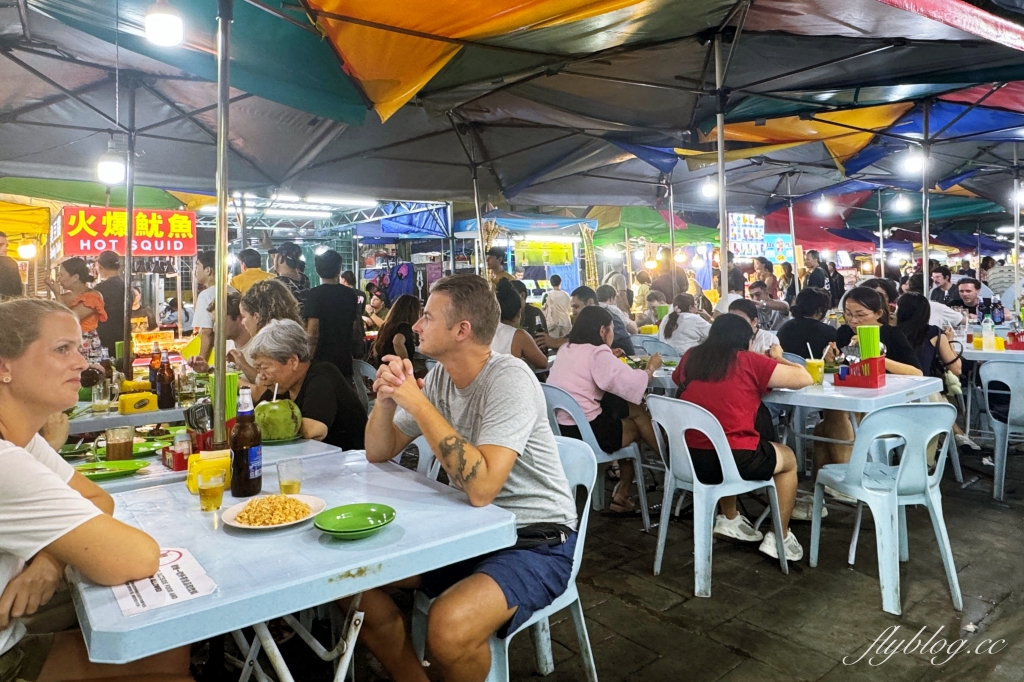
[934,232,1010,255]
[454,210,597,234]
[352,202,450,242]
[825,228,916,249]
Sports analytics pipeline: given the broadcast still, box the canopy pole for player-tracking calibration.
[175,257,183,339]
[714,33,729,305]
[1015,144,1020,318]
[121,80,136,371]
[623,226,632,289]
[447,202,455,276]
[472,169,483,276]
[212,0,233,448]
[921,101,931,301]
[786,174,799,296]
[877,189,885,277]
[238,195,247,247]
[668,176,677,298]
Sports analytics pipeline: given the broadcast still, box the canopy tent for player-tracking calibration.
[0,177,205,210]
[0,200,50,255]
[453,209,596,235]
[586,206,719,247]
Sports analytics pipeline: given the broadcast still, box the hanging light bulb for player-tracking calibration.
[692,255,705,269]
[16,242,37,259]
[892,193,911,213]
[696,244,708,256]
[700,178,718,198]
[602,247,619,259]
[902,150,925,174]
[145,0,185,46]
[96,139,125,185]
[674,250,687,264]
[1014,188,1024,205]
[814,195,834,216]
[644,259,658,270]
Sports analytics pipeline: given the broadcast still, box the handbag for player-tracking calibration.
[514,523,573,549]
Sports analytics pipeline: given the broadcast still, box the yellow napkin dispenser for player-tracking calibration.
[186,450,232,494]
[118,392,158,414]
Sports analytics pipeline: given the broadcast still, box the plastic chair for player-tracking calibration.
[542,384,651,531]
[636,338,681,358]
[411,437,599,682]
[646,395,788,597]
[809,403,962,616]
[781,352,806,367]
[978,361,1024,501]
[352,360,377,414]
[410,435,442,480]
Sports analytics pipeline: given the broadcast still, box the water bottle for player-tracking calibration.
[982,315,996,352]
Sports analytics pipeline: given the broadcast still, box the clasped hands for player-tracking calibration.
[373,355,426,410]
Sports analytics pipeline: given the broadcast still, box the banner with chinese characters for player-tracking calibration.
[61,207,197,257]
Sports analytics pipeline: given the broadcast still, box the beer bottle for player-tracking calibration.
[99,348,113,382]
[230,388,262,497]
[156,351,176,409]
[148,342,162,385]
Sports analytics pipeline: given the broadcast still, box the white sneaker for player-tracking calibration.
[713,513,763,542]
[759,530,804,562]
[791,497,827,521]
[955,433,982,451]
[982,456,994,467]
[824,485,858,505]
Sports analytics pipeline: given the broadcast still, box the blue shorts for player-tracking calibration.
[420,532,577,638]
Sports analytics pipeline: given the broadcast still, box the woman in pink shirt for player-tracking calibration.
[548,306,662,513]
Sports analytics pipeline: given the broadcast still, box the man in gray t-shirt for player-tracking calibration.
[357,274,579,680]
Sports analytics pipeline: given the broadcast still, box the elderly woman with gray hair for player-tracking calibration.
[247,319,366,450]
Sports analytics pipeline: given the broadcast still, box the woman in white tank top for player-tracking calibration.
[492,279,549,369]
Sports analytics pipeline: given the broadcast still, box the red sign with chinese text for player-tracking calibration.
[61,207,197,257]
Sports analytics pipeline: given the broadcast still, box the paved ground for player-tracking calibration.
[200,445,1024,682]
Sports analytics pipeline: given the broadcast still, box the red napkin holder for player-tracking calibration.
[1006,341,1024,351]
[834,356,886,389]
[195,418,237,451]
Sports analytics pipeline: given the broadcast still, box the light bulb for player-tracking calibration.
[892,193,911,213]
[315,245,329,255]
[903,151,925,174]
[632,249,644,259]
[692,256,705,269]
[1015,189,1024,205]
[696,244,707,256]
[644,259,658,270]
[674,251,687,264]
[700,178,718,198]
[96,140,125,185]
[16,243,36,259]
[145,0,185,46]
[815,195,833,216]
[603,247,619,259]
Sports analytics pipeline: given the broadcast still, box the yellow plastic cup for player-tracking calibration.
[805,358,825,385]
[996,337,1006,352]
[973,337,983,350]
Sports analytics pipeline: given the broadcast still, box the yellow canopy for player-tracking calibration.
[0,199,51,257]
[679,141,809,171]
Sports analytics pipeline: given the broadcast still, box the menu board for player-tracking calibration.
[728,214,765,258]
[764,234,794,264]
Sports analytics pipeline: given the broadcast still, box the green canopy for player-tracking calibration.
[591,207,719,247]
[844,191,1005,229]
[0,178,186,209]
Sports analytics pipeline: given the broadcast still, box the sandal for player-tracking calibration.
[605,463,621,482]
[608,498,638,514]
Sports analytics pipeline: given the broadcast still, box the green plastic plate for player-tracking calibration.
[314,503,396,533]
[96,441,168,459]
[661,359,678,368]
[137,425,186,441]
[59,443,92,458]
[317,526,388,541]
[74,460,149,481]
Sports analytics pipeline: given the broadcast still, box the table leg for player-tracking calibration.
[230,630,271,682]
[848,502,864,566]
[253,622,296,682]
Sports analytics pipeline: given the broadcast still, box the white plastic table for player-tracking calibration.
[96,439,344,494]
[762,374,943,411]
[70,449,517,665]
[962,348,1024,362]
[69,403,185,435]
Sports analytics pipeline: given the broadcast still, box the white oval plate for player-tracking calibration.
[222,494,326,530]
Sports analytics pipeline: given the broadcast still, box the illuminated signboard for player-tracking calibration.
[62,207,197,257]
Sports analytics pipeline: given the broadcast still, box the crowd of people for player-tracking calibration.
[0,243,1009,682]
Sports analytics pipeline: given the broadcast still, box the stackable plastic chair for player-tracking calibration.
[542,384,651,531]
[411,437,599,682]
[646,395,788,597]
[352,360,377,414]
[410,435,441,480]
[781,352,806,366]
[979,361,1024,500]
[809,403,962,616]
[635,338,681,358]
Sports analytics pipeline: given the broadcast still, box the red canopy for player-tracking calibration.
[764,191,875,251]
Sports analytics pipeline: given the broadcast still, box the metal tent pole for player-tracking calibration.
[212,0,233,447]
[921,102,931,300]
[667,176,677,298]
[1015,144,1020,317]
[447,202,456,275]
[877,189,885,276]
[623,226,632,286]
[122,81,136,370]
[175,256,183,338]
[786,174,799,295]
[715,34,729,305]
[238,195,247,247]
[472,169,483,275]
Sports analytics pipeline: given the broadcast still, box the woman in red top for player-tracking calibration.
[47,257,107,363]
[672,315,812,561]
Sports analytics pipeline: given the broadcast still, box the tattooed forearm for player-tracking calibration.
[438,434,482,489]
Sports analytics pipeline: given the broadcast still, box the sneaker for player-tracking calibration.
[955,433,982,451]
[824,485,858,505]
[759,530,804,562]
[713,513,763,542]
[982,456,994,467]
[791,497,827,521]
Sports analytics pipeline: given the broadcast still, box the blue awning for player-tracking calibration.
[454,210,597,233]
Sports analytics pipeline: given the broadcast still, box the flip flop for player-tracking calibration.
[607,499,638,515]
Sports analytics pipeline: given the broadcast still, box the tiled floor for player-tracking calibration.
[203,446,1024,681]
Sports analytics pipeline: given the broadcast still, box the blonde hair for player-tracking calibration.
[0,299,76,359]
[239,279,301,331]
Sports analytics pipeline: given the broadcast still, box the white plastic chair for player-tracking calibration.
[636,338,681,358]
[410,435,442,480]
[411,437,599,682]
[978,361,1024,500]
[646,395,788,597]
[352,360,377,414]
[810,403,962,615]
[780,352,806,366]
[542,384,651,532]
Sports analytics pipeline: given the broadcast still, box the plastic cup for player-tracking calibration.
[805,359,825,385]
[857,325,882,359]
[655,304,670,321]
[91,382,110,413]
[104,425,134,461]
[198,471,225,511]
[973,337,983,350]
[278,459,303,495]
[996,337,1006,352]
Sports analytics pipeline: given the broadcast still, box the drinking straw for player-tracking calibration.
[807,342,815,360]
[272,383,279,402]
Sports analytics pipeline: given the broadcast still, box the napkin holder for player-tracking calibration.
[186,449,232,494]
[834,356,886,389]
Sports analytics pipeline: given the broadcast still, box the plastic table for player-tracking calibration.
[960,348,1024,441]
[96,439,344,494]
[69,449,517,667]
[69,403,185,435]
[762,374,943,411]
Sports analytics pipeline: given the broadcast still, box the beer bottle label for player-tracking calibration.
[246,445,262,478]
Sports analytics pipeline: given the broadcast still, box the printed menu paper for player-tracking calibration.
[112,548,216,617]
